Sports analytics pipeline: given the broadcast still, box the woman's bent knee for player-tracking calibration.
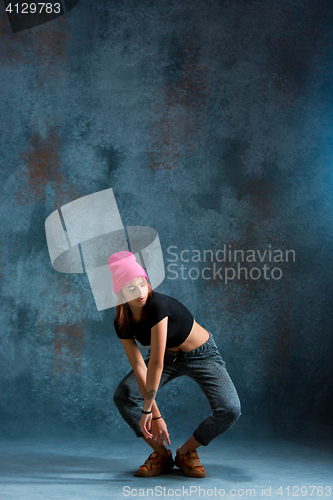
[113,384,126,407]
[228,401,242,422]
[113,380,141,409]
[214,401,241,426]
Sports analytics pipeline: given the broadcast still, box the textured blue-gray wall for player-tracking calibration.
[0,0,332,440]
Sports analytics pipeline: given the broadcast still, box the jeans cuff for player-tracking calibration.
[193,430,209,447]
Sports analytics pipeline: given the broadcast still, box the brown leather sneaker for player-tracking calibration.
[136,449,174,477]
[175,449,206,478]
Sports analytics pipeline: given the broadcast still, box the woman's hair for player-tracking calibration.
[115,277,153,337]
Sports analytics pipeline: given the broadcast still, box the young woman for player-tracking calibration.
[110,251,241,478]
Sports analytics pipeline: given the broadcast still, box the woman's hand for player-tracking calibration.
[139,413,153,439]
[151,418,171,446]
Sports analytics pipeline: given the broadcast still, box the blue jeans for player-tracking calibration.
[113,333,241,446]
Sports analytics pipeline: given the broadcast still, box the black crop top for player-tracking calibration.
[114,291,194,348]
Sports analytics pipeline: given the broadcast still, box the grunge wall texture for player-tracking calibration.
[0,0,332,440]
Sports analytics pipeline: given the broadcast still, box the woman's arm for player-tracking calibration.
[138,317,168,440]
[120,338,162,418]
[120,318,170,444]
[142,316,168,412]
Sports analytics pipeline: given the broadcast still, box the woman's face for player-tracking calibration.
[121,277,149,307]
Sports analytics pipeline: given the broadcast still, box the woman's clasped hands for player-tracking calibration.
[139,414,171,446]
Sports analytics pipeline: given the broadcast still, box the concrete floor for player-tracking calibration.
[0,435,332,500]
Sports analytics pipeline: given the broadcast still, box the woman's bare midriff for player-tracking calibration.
[166,320,210,353]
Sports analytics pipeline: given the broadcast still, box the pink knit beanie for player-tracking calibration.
[108,251,148,295]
